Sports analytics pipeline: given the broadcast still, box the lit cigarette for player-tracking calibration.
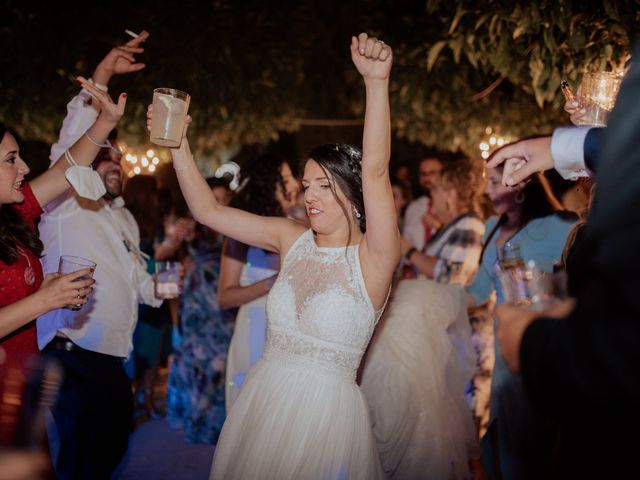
[125,29,139,39]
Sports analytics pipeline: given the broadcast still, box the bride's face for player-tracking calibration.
[302,159,353,236]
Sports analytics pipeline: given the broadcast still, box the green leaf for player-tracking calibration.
[568,32,586,50]
[450,37,464,64]
[449,4,466,34]
[427,40,448,71]
[603,0,621,22]
[513,26,525,40]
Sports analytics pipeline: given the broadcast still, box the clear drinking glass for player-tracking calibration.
[576,72,623,127]
[154,261,183,299]
[58,255,96,311]
[150,88,190,148]
[496,259,557,310]
[498,242,524,271]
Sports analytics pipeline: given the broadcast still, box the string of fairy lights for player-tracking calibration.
[118,143,241,190]
[478,127,512,160]
[120,129,508,181]
[120,145,163,177]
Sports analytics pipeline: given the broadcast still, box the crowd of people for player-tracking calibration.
[0,27,637,480]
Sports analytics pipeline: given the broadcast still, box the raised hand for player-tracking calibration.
[93,30,150,85]
[77,76,127,126]
[350,32,392,81]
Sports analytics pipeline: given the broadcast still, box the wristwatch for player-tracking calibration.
[404,247,417,262]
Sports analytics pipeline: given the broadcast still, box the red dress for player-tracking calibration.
[0,182,44,362]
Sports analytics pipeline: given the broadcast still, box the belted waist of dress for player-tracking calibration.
[263,329,362,382]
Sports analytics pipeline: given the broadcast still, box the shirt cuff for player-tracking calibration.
[551,126,591,180]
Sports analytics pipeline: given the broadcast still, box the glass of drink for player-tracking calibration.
[498,242,524,271]
[576,72,623,127]
[57,255,97,311]
[496,259,556,310]
[150,88,190,148]
[154,261,183,299]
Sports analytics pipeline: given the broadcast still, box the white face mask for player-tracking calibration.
[63,150,106,201]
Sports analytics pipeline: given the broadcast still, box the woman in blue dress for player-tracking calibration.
[466,165,577,480]
[166,178,236,444]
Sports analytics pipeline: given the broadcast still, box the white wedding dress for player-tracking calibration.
[211,229,385,480]
[360,279,480,479]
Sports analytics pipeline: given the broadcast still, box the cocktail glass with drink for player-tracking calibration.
[154,261,183,299]
[57,255,97,310]
[150,88,190,148]
[575,72,623,127]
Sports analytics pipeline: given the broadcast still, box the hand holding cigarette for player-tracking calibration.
[91,30,150,87]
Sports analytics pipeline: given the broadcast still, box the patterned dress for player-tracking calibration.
[167,235,235,444]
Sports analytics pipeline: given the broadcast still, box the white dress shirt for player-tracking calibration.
[551,126,592,180]
[37,91,161,357]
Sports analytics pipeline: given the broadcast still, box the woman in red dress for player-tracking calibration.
[0,79,125,364]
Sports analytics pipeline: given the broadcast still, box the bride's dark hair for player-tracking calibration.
[303,144,365,247]
[0,122,44,264]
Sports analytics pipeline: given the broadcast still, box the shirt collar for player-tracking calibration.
[111,196,125,209]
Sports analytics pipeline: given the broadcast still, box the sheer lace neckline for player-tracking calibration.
[312,233,361,252]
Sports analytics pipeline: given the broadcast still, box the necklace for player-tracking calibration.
[18,247,36,286]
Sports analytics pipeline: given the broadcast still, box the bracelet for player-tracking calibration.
[404,247,417,262]
[64,149,78,167]
[173,155,194,172]
[85,131,110,148]
[85,131,121,154]
[88,77,108,92]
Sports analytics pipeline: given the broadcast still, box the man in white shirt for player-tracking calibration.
[402,156,443,250]
[37,32,158,480]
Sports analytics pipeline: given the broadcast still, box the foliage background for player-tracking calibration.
[1,0,638,162]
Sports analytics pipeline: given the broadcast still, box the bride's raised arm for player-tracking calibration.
[146,109,304,255]
[353,33,401,299]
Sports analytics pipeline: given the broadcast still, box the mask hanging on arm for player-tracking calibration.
[63,149,106,201]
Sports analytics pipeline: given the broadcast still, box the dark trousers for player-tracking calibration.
[44,339,133,480]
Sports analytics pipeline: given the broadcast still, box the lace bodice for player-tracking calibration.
[265,229,379,381]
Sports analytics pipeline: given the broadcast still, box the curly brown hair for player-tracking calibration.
[438,158,483,216]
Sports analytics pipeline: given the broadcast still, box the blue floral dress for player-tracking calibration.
[167,234,235,444]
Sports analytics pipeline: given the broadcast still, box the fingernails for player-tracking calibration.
[122,93,127,98]
[89,268,95,272]
[506,176,514,186]
[359,49,365,54]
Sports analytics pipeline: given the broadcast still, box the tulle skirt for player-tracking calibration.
[361,279,479,480]
[211,350,385,480]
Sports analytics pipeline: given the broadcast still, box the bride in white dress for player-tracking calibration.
[148,33,399,479]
